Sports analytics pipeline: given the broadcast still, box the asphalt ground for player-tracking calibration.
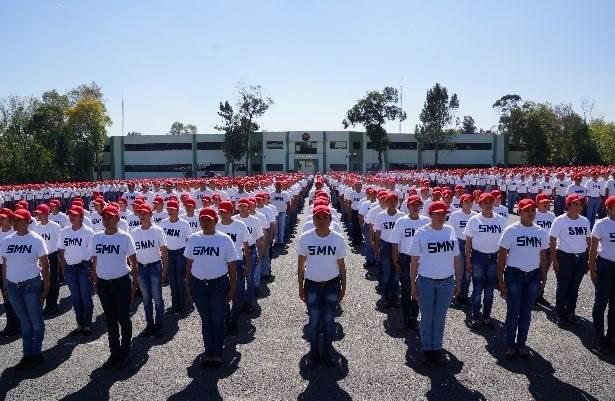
[0,204,614,401]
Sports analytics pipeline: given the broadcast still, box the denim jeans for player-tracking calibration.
[592,257,615,340]
[260,231,272,278]
[399,254,419,322]
[276,212,286,244]
[351,210,361,243]
[507,191,518,214]
[0,278,19,331]
[587,197,602,228]
[504,266,540,348]
[305,277,340,355]
[379,242,399,304]
[554,195,565,216]
[416,275,455,351]
[246,246,259,306]
[191,275,230,358]
[45,251,60,309]
[97,275,132,359]
[65,261,94,328]
[458,239,471,299]
[137,261,164,326]
[8,277,45,357]
[556,250,588,320]
[226,260,244,326]
[167,248,187,311]
[363,223,375,264]
[471,250,499,320]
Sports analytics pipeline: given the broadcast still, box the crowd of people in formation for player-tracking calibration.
[0,166,614,372]
[0,175,307,370]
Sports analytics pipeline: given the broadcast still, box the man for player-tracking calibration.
[0,208,18,336]
[180,198,200,234]
[48,200,69,228]
[448,194,476,307]
[297,204,347,368]
[32,204,62,317]
[534,194,556,307]
[270,181,291,245]
[553,172,570,216]
[585,171,605,229]
[152,197,169,224]
[234,199,264,312]
[90,205,138,369]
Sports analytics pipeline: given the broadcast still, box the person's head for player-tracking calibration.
[93,198,105,213]
[0,209,14,230]
[605,196,615,219]
[406,195,423,217]
[454,186,464,198]
[184,198,196,215]
[536,194,550,212]
[442,190,453,206]
[428,201,448,227]
[199,207,218,233]
[12,209,32,233]
[101,205,120,231]
[141,182,150,193]
[377,191,387,208]
[127,182,135,192]
[138,205,152,225]
[68,206,85,228]
[256,194,266,207]
[517,199,537,225]
[566,194,584,216]
[166,200,179,218]
[432,189,442,202]
[164,180,173,193]
[212,194,222,206]
[218,201,234,223]
[479,193,494,213]
[312,205,332,231]
[35,204,50,224]
[460,194,473,212]
[118,198,128,212]
[491,190,502,206]
[237,199,250,217]
[49,199,61,213]
[153,197,164,212]
[574,175,582,185]
[202,196,212,208]
[386,193,398,211]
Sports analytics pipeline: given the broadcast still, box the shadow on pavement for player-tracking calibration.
[297,347,351,401]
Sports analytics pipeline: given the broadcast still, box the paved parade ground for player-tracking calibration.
[0,209,613,401]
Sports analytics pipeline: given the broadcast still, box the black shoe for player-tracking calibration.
[483,319,496,330]
[138,325,154,338]
[432,350,449,366]
[81,327,92,337]
[209,360,223,369]
[42,307,58,317]
[27,355,44,369]
[407,319,418,331]
[115,356,131,369]
[608,338,615,351]
[254,288,260,297]
[505,347,518,360]
[200,358,212,369]
[596,338,610,354]
[170,308,181,316]
[535,294,551,307]
[469,320,482,330]
[556,318,569,328]
[152,325,163,338]
[306,353,320,369]
[102,355,119,370]
[227,322,238,336]
[421,351,434,367]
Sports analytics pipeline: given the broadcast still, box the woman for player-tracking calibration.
[498,199,549,359]
[184,207,237,369]
[0,208,50,370]
[409,201,461,366]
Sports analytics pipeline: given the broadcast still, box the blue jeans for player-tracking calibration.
[260,232,272,278]
[399,254,419,322]
[458,239,471,299]
[507,191,518,214]
[471,250,499,320]
[246,246,259,306]
[137,261,164,326]
[191,275,230,358]
[416,275,455,351]
[65,261,94,328]
[8,277,45,357]
[363,223,375,263]
[167,248,186,311]
[554,195,566,216]
[504,266,540,348]
[276,212,286,244]
[305,277,340,355]
[379,242,399,304]
[227,259,245,325]
[587,197,602,228]
[556,250,588,320]
[593,257,615,340]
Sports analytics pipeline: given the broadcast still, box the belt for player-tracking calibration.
[66,261,89,268]
[10,276,41,287]
[305,276,340,287]
[193,274,228,283]
[596,256,615,265]
[589,196,601,199]
[168,247,185,253]
[418,274,453,282]
[138,260,161,268]
[97,274,130,282]
[557,249,588,258]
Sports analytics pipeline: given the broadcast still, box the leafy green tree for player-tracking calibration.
[167,121,198,135]
[216,101,246,177]
[461,115,477,134]
[237,83,273,175]
[589,119,615,164]
[414,83,459,167]
[342,87,406,169]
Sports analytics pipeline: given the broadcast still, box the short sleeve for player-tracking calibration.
[548,218,559,238]
[225,237,238,262]
[125,234,136,257]
[591,221,602,239]
[462,218,473,238]
[297,234,308,257]
[390,222,402,244]
[158,228,167,247]
[241,226,251,244]
[183,237,193,259]
[540,230,550,250]
[57,231,64,250]
[374,214,383,231]
[336,235,347,259]
[499,227,513,250]
[38,237,49,257]
[408,233,421,257]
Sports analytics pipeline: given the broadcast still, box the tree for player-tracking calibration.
[342,87,406,169]
[461,115,477,134]
[552,104,598,165]
[167,121,198,135]
[236,83,273,175]
[414,83,459,167]
[215,101,247,177]
[589,119,615,164]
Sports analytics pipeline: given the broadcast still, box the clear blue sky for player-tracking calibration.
[1,0,614,136]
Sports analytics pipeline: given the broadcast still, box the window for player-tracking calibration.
[198,163,225,171]
[266,163,284,171]
[329,141,347,150]
[389,163,416,170]
[295,141,317,154]
[124,143,192,151]
[353,141,362,150]
[388,142,417,150]
[329,164,347,171]
[266,141,284,149]
[421,142,492,150]
[125,164,192,172]
[366,142,375,150]
[197,142,223,150]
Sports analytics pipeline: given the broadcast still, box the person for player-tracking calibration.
[297,204,347,368]
[131,204,167,338]
[447,194,476,307]
[0,208,19,337]
[0,209,50,370]
[409,201,461,366]
[32,204,62,316]
[588,195,615,353]
[216,201,250,335]
[184,207,237,369]
[234,198,263,312]
[497,199,549,359]
[58,206,95,336]
[534,194,556,307]
[464,193,507,329]
[549,194,591,327]
[159,200,191,314]
[391,195,430,330]
[270,181,290,245]
[90,205,138,369]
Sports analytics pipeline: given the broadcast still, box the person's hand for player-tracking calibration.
[90,275,97,294]
[299,286,306,302]
[552,260,559,274]
[498,279,507,299]
[590,268,597,285]
[453,284,460,298]
[186,279,192,303]
[465,259,473,273]
[226,286,236,303]
[393,263,400,273]
[40,288,49,305]
[411,284,419,301]
[338,285,346,303]
[130,283,138,304]
[161,270,167,282]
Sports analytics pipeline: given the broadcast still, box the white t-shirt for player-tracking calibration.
[409,225,459,279]
[49,212,69,228]
[499,223,549,272]
[32,220,62,254]
[0,231,48,283]
[297,229,346,282]
[90,211,103,232]
[58,225,94,265]
[494,205,508,219]
[390,215,431,256]
[131,225,167,264]
[374,210,406,243]
[90,230,136,279]
[158,218,192,250]
[216,220,251,260]
[448,209,476,240]
[591,217,615,262]
[184,231,237,279]
[534,211,556,231]
[181,213,200,233]
[549,214,591,253]
[234,215,263,246]
[302,220,342,234]
[464,213,507,254]
[126,214,141,232]
[152,210,169,225]
[269,191,290,213]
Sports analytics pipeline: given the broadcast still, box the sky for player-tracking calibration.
[1,0,614,136]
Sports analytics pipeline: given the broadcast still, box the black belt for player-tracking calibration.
[418,274,453,282]
[557,249,588,258]
[305,276,340,287]
[168,247,185,253]
[138,260,161,268]
[66,261,89,268]
[193,274,228,283]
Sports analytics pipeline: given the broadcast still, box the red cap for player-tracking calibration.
[101,205,120,218]
[460,194,473,203]
[93,198,106,206]
[68,206,85,218]
[153,197,164,205]
[118,197,128,205]
[536,194,550,204]
[139,204,153,215]
[199,207,218,221]
[517,199,537,211]
[313,205,331,217]
[479,193,494,203]
[13,209,32,222]
[218,201,234,213]
[455,185,464,191]
[0,208,14,219]
[35,204,50,215]
[428,201,449,214]
[386,192,398,202]
[166,200,179,210]
[605,196,615,209]
[442,190,453,198]
[237,199,250,207]
[406,195,423,206]
[490,190,502,199]
[49,199,60,207]
[184,198,196,208]
[566,194,584,206]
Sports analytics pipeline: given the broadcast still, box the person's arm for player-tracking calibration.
[497,246,509,298]
[39,255,50,303]
[550,236,559,273]
[257,236,264,263]
[392,243,400,272]
[185,258,193,300]
[374,230,381,259]
[453,255,461,297]
[589,236,599,284]
[585,236,592,273]
[297,255,307,302]
[160,245,168,281]
[337,258,347,302]
[90,256,98,291]
[1,258,6,296]
[410,256,419,301]
[242,242,250,277]
[128,254,138,301]
[539,249,548,292]
[226,261,237,302]
[465,236,473,272]
[58,248,66,275]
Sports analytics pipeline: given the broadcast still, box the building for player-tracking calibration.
[102,131,524,179]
